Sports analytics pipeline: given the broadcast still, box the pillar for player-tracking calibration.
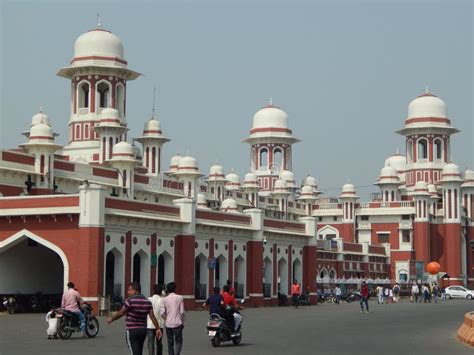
[174,234,196,308]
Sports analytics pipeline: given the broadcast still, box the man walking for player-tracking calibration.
[335,285,342,304]
[160,282,185,355]
[61,282,86,337]
[147,284,165,355]
[411,282,419,303]
[108,282,162,355]
[291,280,301,308]
[359,281,369,313]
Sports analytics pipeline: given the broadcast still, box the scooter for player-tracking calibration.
[4,296,21,314]
[206,299,244,347]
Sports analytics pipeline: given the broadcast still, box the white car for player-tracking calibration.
[445,286,474,299]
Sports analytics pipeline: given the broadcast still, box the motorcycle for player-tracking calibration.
[3,296,21,314]
[56,302,99,339]
[206,300,244,347]
[278,292,289,306]
[298,292,311,306]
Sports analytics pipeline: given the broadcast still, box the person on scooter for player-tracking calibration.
[222,285,243,333]
[61,282,86,337]
[202,287,224,317]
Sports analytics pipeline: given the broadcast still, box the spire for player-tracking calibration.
[151,86,157,118]
[269,97,273,106]
[425,84,429,94]
[97,13,102,29]
[396,146,399,154]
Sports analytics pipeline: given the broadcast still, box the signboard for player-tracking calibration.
[208,257,217,270]
[151,254,157,267]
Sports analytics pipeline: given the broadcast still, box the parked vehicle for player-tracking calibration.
[298,292,311,306]
[206,312,242,347]
[445,286,474,300]
[3,296,21,314]
[56,303,99,339]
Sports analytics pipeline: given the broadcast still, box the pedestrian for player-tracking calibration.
[422,284,430,303]
[291,279,301,308]
[108,282,162,355]
[388,289,393,304]
[432,283,439,303]
[377,285,384,304]
[160,282,185,355]
[147,284,165,355]
[411,282,419,303]
[45,306,58,339]
[61,282,86,337]
[359,281,369,313]
[384,287,389,304]
[441,287,446,301]
[335,285,342,304]
[392,283,400,303]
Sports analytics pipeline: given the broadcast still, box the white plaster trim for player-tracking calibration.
[83,297,99,301]
[0,207,80,216]
[182,295,195,299]
[249,293,263,297]
[0,229,69,292]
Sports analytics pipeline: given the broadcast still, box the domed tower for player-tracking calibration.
[339,182,358,242]
[21,111,62,191]
[109,141,140,199]
[206,163,226,202]
[173,155,203,198]
[243,102,300,195]
[242,172,259,207]
[375,165,401,202]
[57,22,141,163]
[94,108,128,163]
[396,90,459,188]
[135,116,170,176]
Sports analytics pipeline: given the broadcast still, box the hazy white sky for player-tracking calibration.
[1,0,472,199]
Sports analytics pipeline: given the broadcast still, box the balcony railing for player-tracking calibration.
[77,107,89,115]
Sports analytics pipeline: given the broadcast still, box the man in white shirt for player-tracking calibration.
[147,284,165,355]
[411,282,419,303]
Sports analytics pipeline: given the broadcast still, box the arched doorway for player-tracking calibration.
[233,256,245,298]
[0,231,68,310]
[278,258,288,294]
[263,257,272,298]
[194,253,207,299]
[292,259,302,286]
[157,251,173,286]
[105,248,124,299]
[215,255,228,288]
[132,250,150,296]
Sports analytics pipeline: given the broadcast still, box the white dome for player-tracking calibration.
[428,184,438,194]
[168,154,182,172]
[178,155,198,170]
[31,111,50,126]
[221,197,238,211]
[29,122,54,140]
[209,163,224,177]
[301,185,314,194]
[304,175,318,187]
[414,180,428,190]
[384,154,406,172]
[464,169,474,181]
[132,144,142,160]
[74,29,124,60]
[143,118,162,134]
[98,107,121,127]
[252,105,288,130]
[340,182,357,198]
[380,165,398,178]
[273,179,289,194]
[244,172,257,183]
[197,193,208,208]
[280,170,295,181]
[408,93,447,119]
[442,162,460,176]
[225,172,240,184]
[112,141,134,158]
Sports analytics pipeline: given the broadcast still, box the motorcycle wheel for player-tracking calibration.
[85,316,100,338]
[211,336,221,347]
[232,335,242,345]
[7,306,15,314]
[346,298,352,303]
[57,319,72,339]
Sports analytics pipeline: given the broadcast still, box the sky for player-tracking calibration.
[0,0,472,200]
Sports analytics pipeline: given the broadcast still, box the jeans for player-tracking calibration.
[360,297,369,311]
[126,328,148,355]
[292,294,299,308]
[147,328,163,355]
[336,295,341,304]
[165,325,183,355]
[73,311,86,332]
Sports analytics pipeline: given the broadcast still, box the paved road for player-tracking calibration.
[1,299,473,355]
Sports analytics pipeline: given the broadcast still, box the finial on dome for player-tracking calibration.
[151,86,157,118]
[425,85,429,94]
[39,105,43,113]
[347,177,351,183]
[396,147,399,154]
[269,97,273,106]
[97,13,102,29]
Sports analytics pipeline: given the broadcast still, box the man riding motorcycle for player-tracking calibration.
[222,285,243,333]
[61,282,86,336]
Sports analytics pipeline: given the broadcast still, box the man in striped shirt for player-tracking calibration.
[108,282,162,355]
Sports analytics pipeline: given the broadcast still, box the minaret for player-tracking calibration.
[375,165,401,202]
[109,141,140,199]
[94,108,128,163]
[242,172,259,208]
[272,179,290,213]
[136,117,170,176]
[396,89,459,188]
[440,163,463,285]
[57,22,141,163]
[243,101,300,195]
[298,184,319,216]
[207,163,226,202]
[339,182,358,243]
[172,155,203,199]
[20,111,62,192]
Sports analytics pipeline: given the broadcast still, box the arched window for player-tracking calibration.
[434,139,443,161]
[407,140,413,162]
[116,83,125,116]
[259,148,268,170]
[75,124,81,140]
[273,148,282,171]
[102,137,106,162]
[109,137,113,160]
[84,124,89,139]
[417,139,428,160]
[97,81,111,109]
[391,191,395,201]
[78,81,90,109]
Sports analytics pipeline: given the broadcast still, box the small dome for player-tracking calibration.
[225,171,241,190]
[428,184,438,195]
[132,144,142,160]
[408,92,447,119]
[340,182,358,199]
[464,169,474,181]
[244,172,257,183]
[168,154,182,173]
[112,141,134,158]
[31,111,50,126]
[29,122,54,140]
[178,155,198,170]
[301,185,313,194]
[274,179,287,189]
[221,197,238,212]
[384,154,406,172]
[209,163,224,177]
[143,118,162,136]
[98,108,121,127]
[304,175,318,188]
[414,180,428,191]
[74,29,124,61]
[441,162,462,182]
[252,105,288,130]
[380,165,398,178]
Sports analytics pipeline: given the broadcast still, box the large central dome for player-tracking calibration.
[252,105,288,130]
[74,28,124,60]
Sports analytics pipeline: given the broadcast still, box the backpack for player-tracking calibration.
[393,286,399,294]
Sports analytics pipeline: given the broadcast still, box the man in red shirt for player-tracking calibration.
[291,280,301,308]
[360,281,370,313]
[222,285,242,332]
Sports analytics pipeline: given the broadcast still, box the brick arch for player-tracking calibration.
[0,229,69,292]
